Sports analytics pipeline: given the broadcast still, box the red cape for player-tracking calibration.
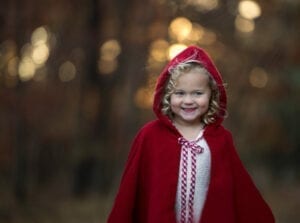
[107,46,275,223]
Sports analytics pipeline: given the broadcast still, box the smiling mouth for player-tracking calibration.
[182,108,196,112]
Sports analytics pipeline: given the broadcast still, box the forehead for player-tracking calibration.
[176,69,209,86]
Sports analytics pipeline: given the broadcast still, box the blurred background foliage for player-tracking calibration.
[0,0,299,222]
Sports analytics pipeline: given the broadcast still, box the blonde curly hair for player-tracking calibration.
[161,61,221,125]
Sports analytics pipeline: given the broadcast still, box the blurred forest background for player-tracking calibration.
[0,0,299,222]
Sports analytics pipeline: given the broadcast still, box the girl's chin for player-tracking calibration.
[181,111,199,118]
[178,115,201,123]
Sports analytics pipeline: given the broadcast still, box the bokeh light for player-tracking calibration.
[249,67,269,88]
[238,0,261,20]
[18,57,36,81]
[98,60,118,75]
[17,26,52,82]
[6,57,18,87]
[59,61,76,82]
[32,44,50,65]
[149,39,169,63]
[187,23,204,42]
[184,0,219,11]
[100,39,121,61]
[168,44,187,60]
[98,39,121,74]
[235,15,255,33]
[0,40,18,87]
[169,17,193,42]
[31,26,48,46]
[134,87,154,109]
[7,57,18,76]
[31,26,50,66]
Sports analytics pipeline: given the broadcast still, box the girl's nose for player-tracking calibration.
[183,94,193,103]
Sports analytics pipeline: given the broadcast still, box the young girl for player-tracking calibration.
[107,46,275,223]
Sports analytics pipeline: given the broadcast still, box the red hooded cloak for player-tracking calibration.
[107,46,275,223]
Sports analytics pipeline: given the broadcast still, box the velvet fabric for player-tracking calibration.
[107,46,275,223]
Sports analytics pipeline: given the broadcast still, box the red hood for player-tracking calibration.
[153,45,227,129]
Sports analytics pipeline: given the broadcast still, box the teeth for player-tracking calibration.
[183,108,195,112]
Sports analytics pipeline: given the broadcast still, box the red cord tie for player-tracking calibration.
[178,137,204,223]
[178,137,203,154]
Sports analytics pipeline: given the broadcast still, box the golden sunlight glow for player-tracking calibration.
[98,60,118,75]
[185,0,219,11]
[249,67,268,88]
[7,57,18,76]
[18,57,36,81]
[187,24,204,42]
[169,17,193,42]
[235,16,255,33]
[0,40,17,69]
[59,61,76,82]
[98,39,121,74]
[238,0,261,20]
[17,26,52,81]
[168,44,187,60]
[32,44,49,65]
[100,39,121,61]
[134,87,154,109]
[31,26,48,46]
[149,39,169,62]
[134,74,157,109]
[4,45,18,87]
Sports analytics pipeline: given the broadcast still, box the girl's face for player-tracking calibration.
[170,69,211,126]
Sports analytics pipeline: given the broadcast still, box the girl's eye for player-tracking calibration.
[193,91,203,96]
[174,91,185,96]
